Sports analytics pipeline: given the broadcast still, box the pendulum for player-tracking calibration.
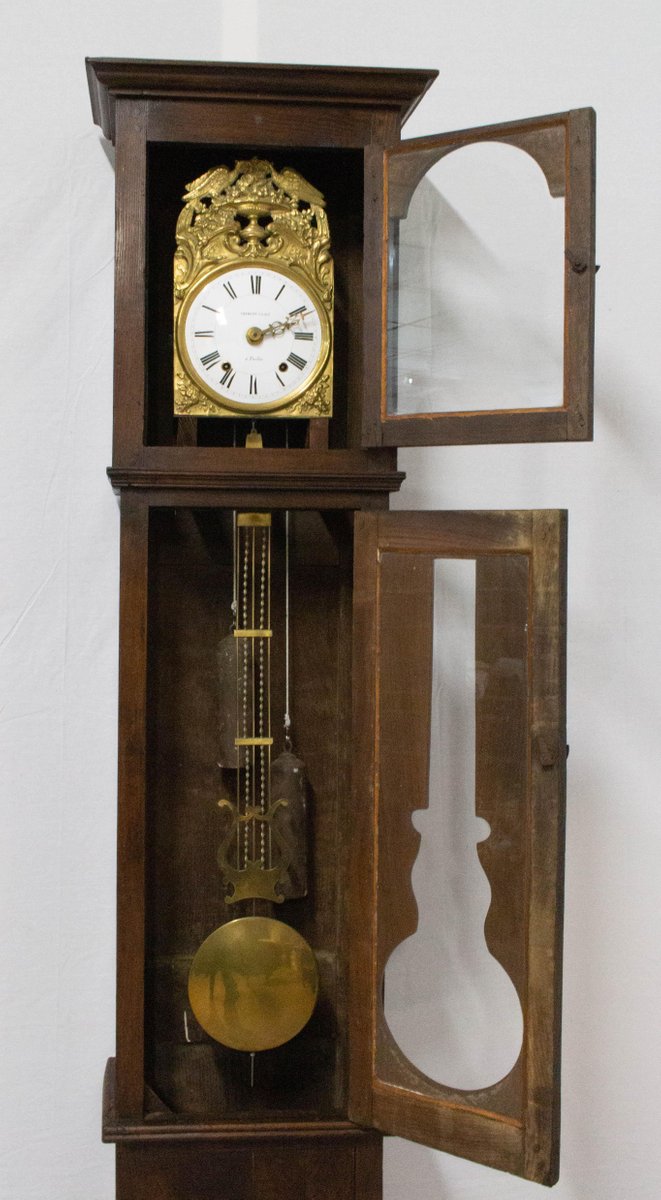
[188,511,318,1053]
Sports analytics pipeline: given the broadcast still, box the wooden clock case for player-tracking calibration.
[86,59,595,1200]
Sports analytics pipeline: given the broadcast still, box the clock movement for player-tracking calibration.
[86,58,595,1200]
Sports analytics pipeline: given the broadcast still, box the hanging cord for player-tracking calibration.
[230,510,237,632]
[284,510,292,752]
[284,417,291,749]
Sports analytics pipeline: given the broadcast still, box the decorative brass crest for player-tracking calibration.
[173,159,334,418]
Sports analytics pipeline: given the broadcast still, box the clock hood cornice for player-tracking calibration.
[86,57,438,144]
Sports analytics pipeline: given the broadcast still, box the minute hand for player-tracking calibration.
[263,309,313,338]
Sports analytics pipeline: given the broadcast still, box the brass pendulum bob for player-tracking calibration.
[188,915,318,1053]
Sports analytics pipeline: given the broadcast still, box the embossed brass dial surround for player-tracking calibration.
[188,916,319,1052]
[173,158,334,419]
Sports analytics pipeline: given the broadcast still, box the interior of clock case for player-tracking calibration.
[144,505,353,1120]
[146,143,365,451]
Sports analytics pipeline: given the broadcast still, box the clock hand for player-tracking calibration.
[275,309,313,333]
[263,320,289,338]
[245,310,313,345]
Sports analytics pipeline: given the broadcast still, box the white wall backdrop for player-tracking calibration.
[1,3,660,1199]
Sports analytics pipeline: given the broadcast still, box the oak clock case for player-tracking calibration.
[86,57,595,1200]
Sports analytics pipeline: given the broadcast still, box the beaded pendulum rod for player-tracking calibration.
[234,512,273,895]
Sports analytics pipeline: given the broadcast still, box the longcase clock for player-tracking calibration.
[86,58,595,1200]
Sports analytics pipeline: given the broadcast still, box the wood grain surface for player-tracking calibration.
[348,510,567,1185]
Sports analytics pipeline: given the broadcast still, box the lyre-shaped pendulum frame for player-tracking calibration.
[188,511,318,1053]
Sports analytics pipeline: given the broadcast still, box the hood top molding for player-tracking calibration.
[86,57,438,143]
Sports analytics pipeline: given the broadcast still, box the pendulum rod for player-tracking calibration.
[257,521,270,874]
[255,525,267,869]
[250,522,255,869]
[234,513,273,892]
[236,517,251,873]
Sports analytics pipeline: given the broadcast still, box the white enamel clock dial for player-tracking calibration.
[178,263,330,413]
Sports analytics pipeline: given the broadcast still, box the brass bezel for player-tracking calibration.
[175,261,331,416]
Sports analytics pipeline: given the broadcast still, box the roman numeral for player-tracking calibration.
[294,331,314,341]
[249,375,258,395]
[223,281,238,300]
[287,352,307,371]
[202,305,221,313]
[250,275,262,295]
[274,284,285,301]
[194,330,214,338]
[289,305,307,317]
[220,367,235,388]
[200,350,221,369]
